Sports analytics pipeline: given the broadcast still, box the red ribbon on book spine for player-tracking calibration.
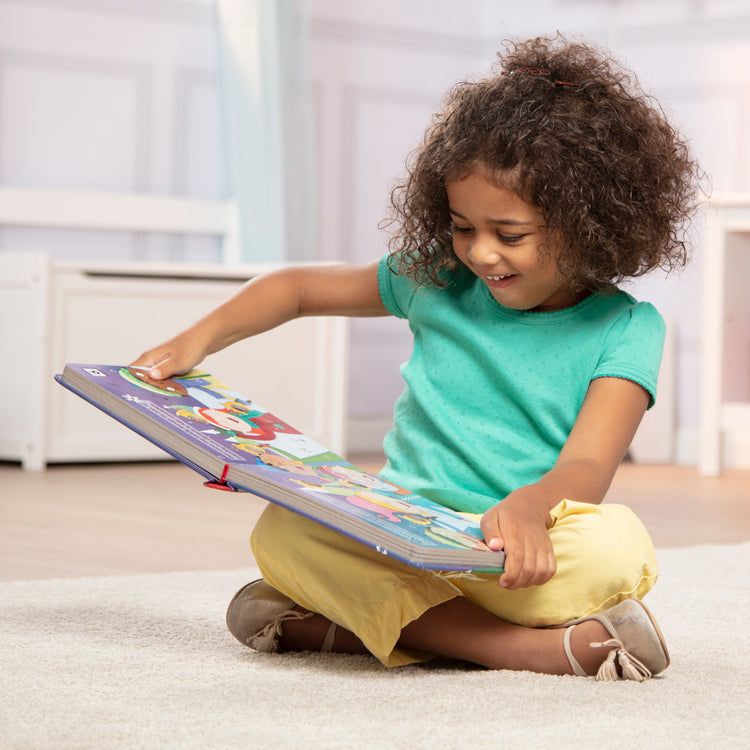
[204,464,236,492]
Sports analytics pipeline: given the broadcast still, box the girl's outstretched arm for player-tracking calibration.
[481,376,650,590]
[131,260,387,380]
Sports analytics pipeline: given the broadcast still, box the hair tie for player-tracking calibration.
[502,67,577,89]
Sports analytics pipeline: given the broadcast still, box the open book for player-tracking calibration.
[55,364,505,573]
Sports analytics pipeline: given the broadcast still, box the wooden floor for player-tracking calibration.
[1,457,749,581]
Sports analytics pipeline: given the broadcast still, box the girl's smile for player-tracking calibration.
[446,172,581,312]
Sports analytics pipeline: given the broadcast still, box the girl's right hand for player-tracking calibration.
[130,329,210,381]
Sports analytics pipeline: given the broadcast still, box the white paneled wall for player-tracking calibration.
[0,0,224,262]
[3,0,750,464]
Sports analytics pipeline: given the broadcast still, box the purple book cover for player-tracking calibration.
[56,364,504,572]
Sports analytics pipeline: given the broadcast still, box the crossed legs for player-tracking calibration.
[249,501,650,674]
[277,595,612,675]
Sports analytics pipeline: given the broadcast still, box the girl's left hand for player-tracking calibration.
[480,486,557,590]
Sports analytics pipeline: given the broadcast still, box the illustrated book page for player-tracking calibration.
[55,364,505,573]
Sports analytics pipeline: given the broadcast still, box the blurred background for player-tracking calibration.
[1,0,749,471]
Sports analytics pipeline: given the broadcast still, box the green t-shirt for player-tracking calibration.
[377,255,666,514]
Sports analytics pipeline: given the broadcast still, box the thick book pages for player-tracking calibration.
[55,364,505,573]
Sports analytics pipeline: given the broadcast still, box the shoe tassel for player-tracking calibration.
[250,610,313,652]
[592,639,652,682]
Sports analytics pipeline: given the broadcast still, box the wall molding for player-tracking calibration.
[0,48,152,193]
[650,84,747,190]
[171,67,221,261]
[615,12,750,47]
[0,49,152,259]
[339,84,439,261]
[310,16,487,57]
[7,1,750,50]
[0,0,215,25]
[312,8,750,56]
[172,68,219,195]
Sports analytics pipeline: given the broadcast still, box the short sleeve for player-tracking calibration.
[592,302,666,409]
[377,253,418,319]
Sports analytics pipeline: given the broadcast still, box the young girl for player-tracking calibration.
[133,36,701,680]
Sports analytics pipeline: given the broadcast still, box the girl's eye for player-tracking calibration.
[498,233,524,244]
[451,224,473,234]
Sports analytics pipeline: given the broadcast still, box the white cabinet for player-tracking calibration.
[0,254,349,469]
[700,195,750,475]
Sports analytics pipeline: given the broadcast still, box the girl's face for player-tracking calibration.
[446,171,580,312]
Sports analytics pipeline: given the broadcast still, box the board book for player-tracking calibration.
[55,364,505,573]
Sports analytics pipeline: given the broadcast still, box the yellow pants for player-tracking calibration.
[250,499,658,667]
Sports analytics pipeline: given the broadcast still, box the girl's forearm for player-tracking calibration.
[533,457,616,509]
[531,377,650,509]
[196,267,306,355]
[130,268,306,379]
[132,261,386,379]
[197,261,387,353]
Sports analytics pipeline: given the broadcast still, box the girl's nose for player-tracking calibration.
[467,237,502,266]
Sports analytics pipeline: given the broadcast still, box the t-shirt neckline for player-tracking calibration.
[477,282,601,324]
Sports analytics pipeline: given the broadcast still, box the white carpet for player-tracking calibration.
[2,542,749,750]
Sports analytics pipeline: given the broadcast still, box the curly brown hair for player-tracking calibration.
[384,35,704,291]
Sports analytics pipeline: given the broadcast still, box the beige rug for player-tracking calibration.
[2,542,748,749]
